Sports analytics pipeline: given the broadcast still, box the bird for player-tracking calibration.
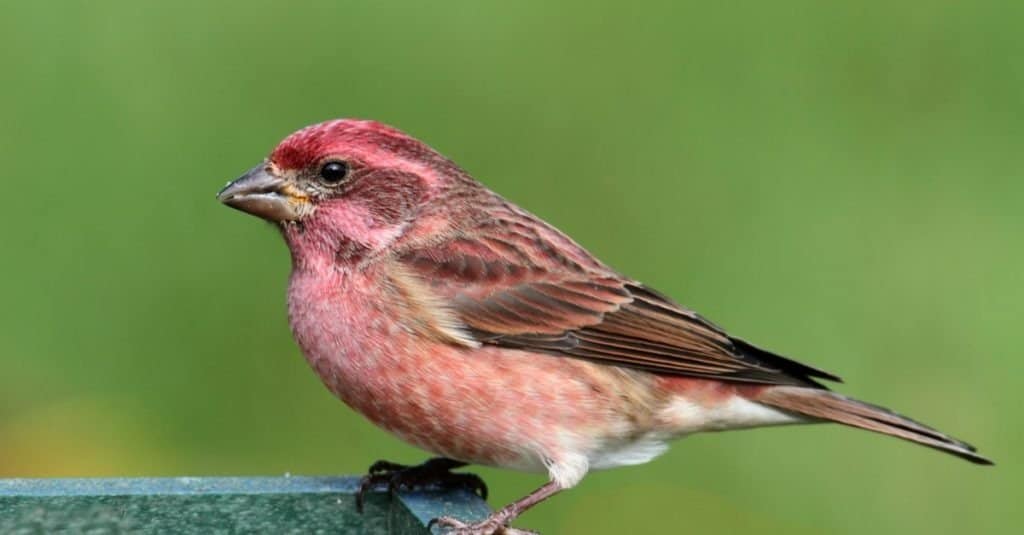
[217,119,991,534]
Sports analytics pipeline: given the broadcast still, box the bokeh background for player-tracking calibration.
[0,1,1019,533]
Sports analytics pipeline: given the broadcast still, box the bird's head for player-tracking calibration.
[218,119,469,264]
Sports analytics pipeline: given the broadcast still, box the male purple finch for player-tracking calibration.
[218,119,990,534]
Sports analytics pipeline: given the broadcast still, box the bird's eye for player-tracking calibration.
[319,161,349,184]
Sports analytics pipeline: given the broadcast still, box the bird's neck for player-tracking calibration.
[279,197,411,272]
[279,222,367,273]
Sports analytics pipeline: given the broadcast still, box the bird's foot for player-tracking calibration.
[355,457,488,513]
[429,479,560,534]
[428,514,538,535]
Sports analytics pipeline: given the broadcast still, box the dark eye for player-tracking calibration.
[319,161,349,183]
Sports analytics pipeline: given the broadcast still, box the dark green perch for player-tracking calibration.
[0,476,492,534]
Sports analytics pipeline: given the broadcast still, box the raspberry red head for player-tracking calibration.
[217,118,476,263]
[269,119,447,174]
[219,119,467,214]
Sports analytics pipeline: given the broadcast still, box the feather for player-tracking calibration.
[757,387,993,464]
[395,202,840,388]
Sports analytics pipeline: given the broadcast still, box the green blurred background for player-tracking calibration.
[0,1,1019,533]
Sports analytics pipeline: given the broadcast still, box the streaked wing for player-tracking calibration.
[398,204,840,388]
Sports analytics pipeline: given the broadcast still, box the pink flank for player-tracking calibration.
[287,262,656,479]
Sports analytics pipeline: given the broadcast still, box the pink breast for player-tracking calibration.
[286,266,629,471]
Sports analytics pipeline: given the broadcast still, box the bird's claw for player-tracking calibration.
[355,457,488,513]
[428,515,538,535]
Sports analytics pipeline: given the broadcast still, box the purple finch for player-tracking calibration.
[218,119,990,534]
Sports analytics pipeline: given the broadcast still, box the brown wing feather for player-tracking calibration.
[398,202,840,388]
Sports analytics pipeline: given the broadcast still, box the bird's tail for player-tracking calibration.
[755,386,992,465]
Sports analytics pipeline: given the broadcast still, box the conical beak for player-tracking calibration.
[217,164,308,222]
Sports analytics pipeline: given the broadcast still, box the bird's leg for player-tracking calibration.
[355,457,488,513]
[429,480,562,534]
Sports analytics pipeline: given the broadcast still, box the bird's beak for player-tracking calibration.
[217,163,309,222]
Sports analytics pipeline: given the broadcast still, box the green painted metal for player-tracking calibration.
[0,476,491,534]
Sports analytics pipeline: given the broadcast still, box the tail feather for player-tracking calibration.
[756,387,993,465]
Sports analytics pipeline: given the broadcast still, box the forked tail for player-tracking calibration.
[756,387,992,465]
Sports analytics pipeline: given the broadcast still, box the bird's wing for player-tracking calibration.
[396,206,840,388]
